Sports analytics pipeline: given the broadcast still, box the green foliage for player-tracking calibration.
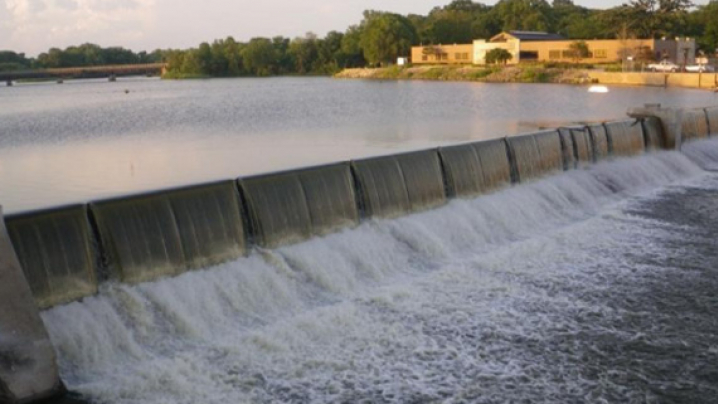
[359,11,418,66]
[6,0,717,78]
[33,43,159,68]
[0,51,30,70]
[688,1,718,53]
[467,68,495,80]
[542,61,593,69]
[427,68,447,79]
[568,40,590,62]
[0,62,27,72]
[485,48,513,64]
[241,38,277,76]
[519,68,551,82]
[374,65,405,79]
[604,64,624,72]
[493,0,552,32]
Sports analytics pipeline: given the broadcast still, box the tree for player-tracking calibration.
[687,1,718,54]
[485,48,513,64]
[180,50,203,75]
[0,51,30,71]
[359,11,418,66]
[568,40,590,62]
[241,38,277,76]
[628,0,694,37]
[272,36,293,74]
[289,33,318,74]
[492,0,553,32]
[341,25,366,67]
[315,31,345,73]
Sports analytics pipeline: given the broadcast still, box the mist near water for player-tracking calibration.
[41,140,718,403]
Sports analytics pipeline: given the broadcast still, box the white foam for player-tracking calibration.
[40,144,718,403]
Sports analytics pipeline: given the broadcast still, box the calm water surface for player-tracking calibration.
[0,77,716,213]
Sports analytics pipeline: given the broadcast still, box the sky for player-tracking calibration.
[0,0,711,56]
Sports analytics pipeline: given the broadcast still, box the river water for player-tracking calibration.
[0,77,716,213]
[4,78,718,403]
[40,140,718,403]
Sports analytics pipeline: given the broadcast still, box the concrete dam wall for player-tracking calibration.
[0,106,715,403]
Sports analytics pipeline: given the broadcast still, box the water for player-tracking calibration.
[41,140,718,403]
[1,77,717,213]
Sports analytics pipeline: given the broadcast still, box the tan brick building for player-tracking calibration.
[410,44,474,64]
[412,31,696,66]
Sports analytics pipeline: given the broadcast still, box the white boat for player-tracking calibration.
[588,85,609,93]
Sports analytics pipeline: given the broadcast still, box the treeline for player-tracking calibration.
[2,0,718,76]
[0,44,162,72]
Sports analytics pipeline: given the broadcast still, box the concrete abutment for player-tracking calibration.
[0,206,63,404]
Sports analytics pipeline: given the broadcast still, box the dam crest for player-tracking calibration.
[1,104,717,403]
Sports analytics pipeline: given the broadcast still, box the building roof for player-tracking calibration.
[491,31,566,42]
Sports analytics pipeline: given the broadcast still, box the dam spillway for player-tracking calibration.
[1,105,718,403]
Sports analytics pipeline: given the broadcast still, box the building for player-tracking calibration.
[473,31,565,65]
[412,31,696,66]
[410,44,473,64]
[475,31,696,65]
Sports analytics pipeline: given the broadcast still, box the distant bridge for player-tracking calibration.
[1,63,168,85]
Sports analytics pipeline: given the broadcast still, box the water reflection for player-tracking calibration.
[0,77,715,213]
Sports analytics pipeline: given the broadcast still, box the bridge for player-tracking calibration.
[1,63,168,85]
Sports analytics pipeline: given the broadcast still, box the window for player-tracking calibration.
[594,49,608,59]
[422,55,428,61]
[549,50,561,60]
[520,51,539,60]
[562,50,574,59]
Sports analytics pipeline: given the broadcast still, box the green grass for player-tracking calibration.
[466,69,494,81]
[374,65,404,79]
[161,72,212,79]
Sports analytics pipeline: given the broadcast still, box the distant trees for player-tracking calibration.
[241,38,277,76]
[493,0,553,32]
[0,51,30,71]
[626,0,694,38]
[485,48,513,64]
[32,43,161,68]
[687,1,718,54]
[6,0,718,77]
[359,11,418,66]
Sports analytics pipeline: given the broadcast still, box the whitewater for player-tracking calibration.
[42,140,718,403]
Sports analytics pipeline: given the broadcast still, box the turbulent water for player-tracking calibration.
[42,140,718,404]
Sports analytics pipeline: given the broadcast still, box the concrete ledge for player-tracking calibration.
[628,105,683,150]
[0,206,62,403]
[589,72,718,90]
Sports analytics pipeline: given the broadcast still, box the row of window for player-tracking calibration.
[420,53,470,61]
[547,49,609,59]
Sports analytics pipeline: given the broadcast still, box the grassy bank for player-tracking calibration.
[334,65,596,85]
[161,72,213,80]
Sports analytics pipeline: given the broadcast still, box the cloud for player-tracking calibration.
[54,0,77,11]
[2,0,155,54]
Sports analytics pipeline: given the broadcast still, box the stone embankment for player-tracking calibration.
[335,65,592,84]
[336,66,718,90]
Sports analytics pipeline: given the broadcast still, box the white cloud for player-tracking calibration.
[2,0,155,54]
[1,0,711,56]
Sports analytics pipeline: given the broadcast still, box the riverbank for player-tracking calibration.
[335,65,718,90]
[335,65,594,84]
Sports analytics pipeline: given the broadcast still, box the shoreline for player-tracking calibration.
[335,65,718,91]
[334,65,592,85]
